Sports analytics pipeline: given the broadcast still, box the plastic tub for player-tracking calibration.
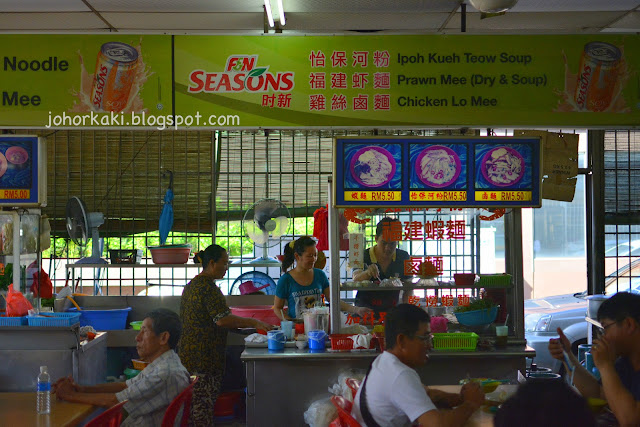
[454,307,498,326]
[230,306,281,327]
[67,307,132,330]
[267,330,286,351]
[148,245,191,264]
[454,273,477,286]
[308,330,327,351]
[132,359,150,370]
[124,367,141,379]
[130,320,143,330]
[214,391,244,417]
[109,249,142,264]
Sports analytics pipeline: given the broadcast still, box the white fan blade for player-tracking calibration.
[271,216,290,238]
[246,221,268,244]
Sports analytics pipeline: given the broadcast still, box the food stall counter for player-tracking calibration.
[242,345,534,426]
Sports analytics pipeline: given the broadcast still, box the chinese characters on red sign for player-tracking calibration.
[344,296,469,325]
[307,50,390,112]
[381,220,467,242]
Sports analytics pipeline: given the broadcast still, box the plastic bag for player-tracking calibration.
[0,216,13,255]
[5,283,33,316]
[329,370,366,402]
[20,214,39,254]
[40,216,51,252]
[30,268,53,299]
[304,397,337,427]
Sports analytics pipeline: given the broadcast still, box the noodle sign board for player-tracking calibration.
[333,137,541,208]
[0,135,46,207]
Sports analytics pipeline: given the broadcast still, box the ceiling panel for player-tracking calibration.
[282,0,460,13]
[444,11,627,32]
[0,0,90,12]
[102,12,264,31]
[89,0,264,13]
[508,0,640,12]
[607,10,640,29]
[285,13,450,31]
[0,13,106,30]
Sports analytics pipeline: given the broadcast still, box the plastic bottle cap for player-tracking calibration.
[40,366,47,373]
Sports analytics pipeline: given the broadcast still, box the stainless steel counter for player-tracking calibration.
[242,345,535,427]
[242,345,535,360]
[0,326,107,392]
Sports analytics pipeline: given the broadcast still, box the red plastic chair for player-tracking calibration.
[345,378,362,401]
[161,376,198,427]
[85,400,127,427]
[330,395,362,427]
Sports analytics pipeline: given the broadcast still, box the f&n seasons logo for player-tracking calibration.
[188,55,295,93]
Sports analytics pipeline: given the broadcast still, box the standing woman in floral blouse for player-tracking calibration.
[179,244,274,426]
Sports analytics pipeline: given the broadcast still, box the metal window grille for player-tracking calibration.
[603,130,640,294]
[12,128,497,297]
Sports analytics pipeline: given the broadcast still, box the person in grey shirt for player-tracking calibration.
[54,308,190,427]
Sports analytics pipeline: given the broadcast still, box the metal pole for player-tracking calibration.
[505,208,525,339]
[327,177,341,334]
[588,130,606,295]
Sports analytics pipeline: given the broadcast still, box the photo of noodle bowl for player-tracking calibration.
[481,147,525,187]
[350,146,397,188]
[415,146,461,188]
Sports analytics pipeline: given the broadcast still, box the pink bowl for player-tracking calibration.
[149,247,191,264]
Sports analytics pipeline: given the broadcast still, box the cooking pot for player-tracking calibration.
[587,294,609,319]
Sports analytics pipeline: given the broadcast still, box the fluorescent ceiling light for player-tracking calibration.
[277,0,286,26]
[264,0,285,28]
[264,0,275,27]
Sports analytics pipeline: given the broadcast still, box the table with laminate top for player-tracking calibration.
[0,393,96,427]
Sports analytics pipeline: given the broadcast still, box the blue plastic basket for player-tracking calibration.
[67,307,132,330]
[0,316,28,326]
[454,307,498,326]
[27,312,81,327]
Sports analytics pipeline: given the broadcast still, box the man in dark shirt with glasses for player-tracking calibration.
[549,292,640,426]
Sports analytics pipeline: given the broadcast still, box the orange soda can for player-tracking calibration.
[574,41,622,112]
[91,42,139,112]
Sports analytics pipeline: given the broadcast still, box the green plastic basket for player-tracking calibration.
[433,332,478,351]
[478,274,512,288]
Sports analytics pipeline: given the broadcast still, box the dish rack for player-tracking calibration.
[432,332,479,351]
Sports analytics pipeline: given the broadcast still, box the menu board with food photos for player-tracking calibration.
[0,135,46,207]
[333,136,541,208]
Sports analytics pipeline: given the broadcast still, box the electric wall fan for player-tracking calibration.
[242,198,291,264]
[66,196,107,264]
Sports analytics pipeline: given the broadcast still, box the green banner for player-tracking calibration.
[0,35,172,127]
[175,35,640,127]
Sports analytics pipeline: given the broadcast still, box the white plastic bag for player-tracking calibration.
[304,397,337,427]
[329,370,366,402]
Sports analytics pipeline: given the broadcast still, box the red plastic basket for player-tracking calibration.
[330,334,377,351]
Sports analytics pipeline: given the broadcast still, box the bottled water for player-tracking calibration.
[37,366,51,415]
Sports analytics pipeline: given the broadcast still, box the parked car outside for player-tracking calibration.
[524,259,640,372]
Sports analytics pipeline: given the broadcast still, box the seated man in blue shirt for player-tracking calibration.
[549,292,640,426]
[54,308,190,427]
